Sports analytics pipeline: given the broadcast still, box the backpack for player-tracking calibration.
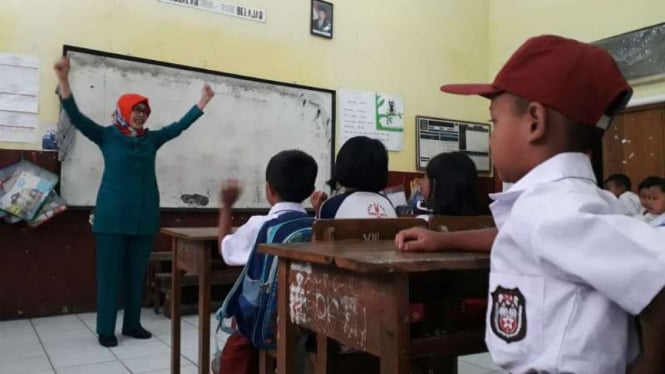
[217,210,313,350]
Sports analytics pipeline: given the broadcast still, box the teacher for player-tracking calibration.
[54,56,215,347]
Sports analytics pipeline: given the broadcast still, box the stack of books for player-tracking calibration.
[0,160,66,227]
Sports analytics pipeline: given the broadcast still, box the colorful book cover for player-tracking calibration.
[0,171,56,221]
[27,190,67,228]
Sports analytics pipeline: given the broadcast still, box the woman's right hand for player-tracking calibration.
[53,57,70,81]
[220,179,242,208]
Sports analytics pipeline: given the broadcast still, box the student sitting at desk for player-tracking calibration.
[604,173,644,216]
[216,150,318,374]
[638,176,663,222]
[311,136,397,219]
[646,178,665,229]
[396,35,665,373]
[418,151,479,219]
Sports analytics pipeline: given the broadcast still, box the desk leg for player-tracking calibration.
[198,250,211,374]
[314,333,329,374]
[171,238,182,374]
[277,260,296,374]
[380,274,410,374]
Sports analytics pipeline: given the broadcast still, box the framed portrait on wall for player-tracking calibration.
[311,0,333,39]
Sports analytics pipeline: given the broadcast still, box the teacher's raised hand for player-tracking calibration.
[197,83,215,110]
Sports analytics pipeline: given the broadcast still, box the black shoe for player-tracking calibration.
[122,326,152,339]
[98,334,118,347]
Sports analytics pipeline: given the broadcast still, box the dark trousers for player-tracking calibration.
[94,234,153,336]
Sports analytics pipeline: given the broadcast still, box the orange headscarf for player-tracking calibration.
[113,94,151,137]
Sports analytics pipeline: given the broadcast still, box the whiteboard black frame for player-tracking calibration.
[415,115,492,176]
[61,45,336,212]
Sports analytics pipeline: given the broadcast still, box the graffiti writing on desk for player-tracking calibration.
[288,265,367,347]
[289,272,310,325]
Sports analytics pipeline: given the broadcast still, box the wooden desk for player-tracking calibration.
[260,240,490,374]
[161,227,241,374]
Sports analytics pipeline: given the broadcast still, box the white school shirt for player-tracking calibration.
[487,153,665,374]
[220,202,306,266]
[650,213,665,229]
[619,190,644,216]
[318,191,397,219]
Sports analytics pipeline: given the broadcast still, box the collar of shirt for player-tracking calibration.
[268,202,306,215]
[490,152,595,203]
[651,213,665,227]
[488,153,596,228]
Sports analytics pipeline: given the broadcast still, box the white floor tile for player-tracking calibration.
[55,360,130,374]
[76,313,96,330]
[460,352,500,370]
[0,355,53,374]
[110,340,170,360]
[32,315,85,328]
[141,365,198,374]
[0,311,232,374]
[41,335,99,351]
[47,345,116,369]
[37,328,96,346]
[120,352,185,373]
[181,342,218,364]
[0,319,34,336]
[0,339,46,361]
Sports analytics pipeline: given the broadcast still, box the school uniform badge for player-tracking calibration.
[490,286,526,343]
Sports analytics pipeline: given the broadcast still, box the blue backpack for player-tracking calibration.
[217,211,313,349]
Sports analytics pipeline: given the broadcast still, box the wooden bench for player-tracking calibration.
[145,251,242,317]
[313,217,426,241]
[144,252,173,311]
[158,269,242,317]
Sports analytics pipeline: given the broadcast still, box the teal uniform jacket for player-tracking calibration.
[61,96,203,235]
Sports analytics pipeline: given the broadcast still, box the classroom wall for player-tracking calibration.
[0,0,490,172]
[488,0,665,102]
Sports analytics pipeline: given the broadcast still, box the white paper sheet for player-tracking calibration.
[0,53,39,132]
[0,125,36,143]
[338,89,404,151]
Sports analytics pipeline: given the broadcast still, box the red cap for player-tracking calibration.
[441,35,632,128]
[117,94,151,123]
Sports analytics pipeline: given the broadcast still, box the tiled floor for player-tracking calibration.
[0,308,501,373]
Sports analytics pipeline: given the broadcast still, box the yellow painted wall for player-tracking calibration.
[0,0,490,172]
[488,0,665,102]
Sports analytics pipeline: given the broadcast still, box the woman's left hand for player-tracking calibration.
[197,83,215,110]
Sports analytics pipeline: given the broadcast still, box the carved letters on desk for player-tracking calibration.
[288,261,371,350]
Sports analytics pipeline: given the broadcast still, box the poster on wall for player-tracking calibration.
[416,116,492,175]
[0,53,39,143]
[158,0,266,23]
[338,89,404,151]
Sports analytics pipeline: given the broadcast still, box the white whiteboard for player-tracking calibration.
[60,47,334,209]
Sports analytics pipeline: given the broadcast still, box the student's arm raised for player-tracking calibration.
[309,190,328,217]
[218,179,241,254]
[395,227,496,252]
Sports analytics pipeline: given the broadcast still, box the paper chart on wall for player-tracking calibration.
[338,89,404,151]
[0,53,39,143]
